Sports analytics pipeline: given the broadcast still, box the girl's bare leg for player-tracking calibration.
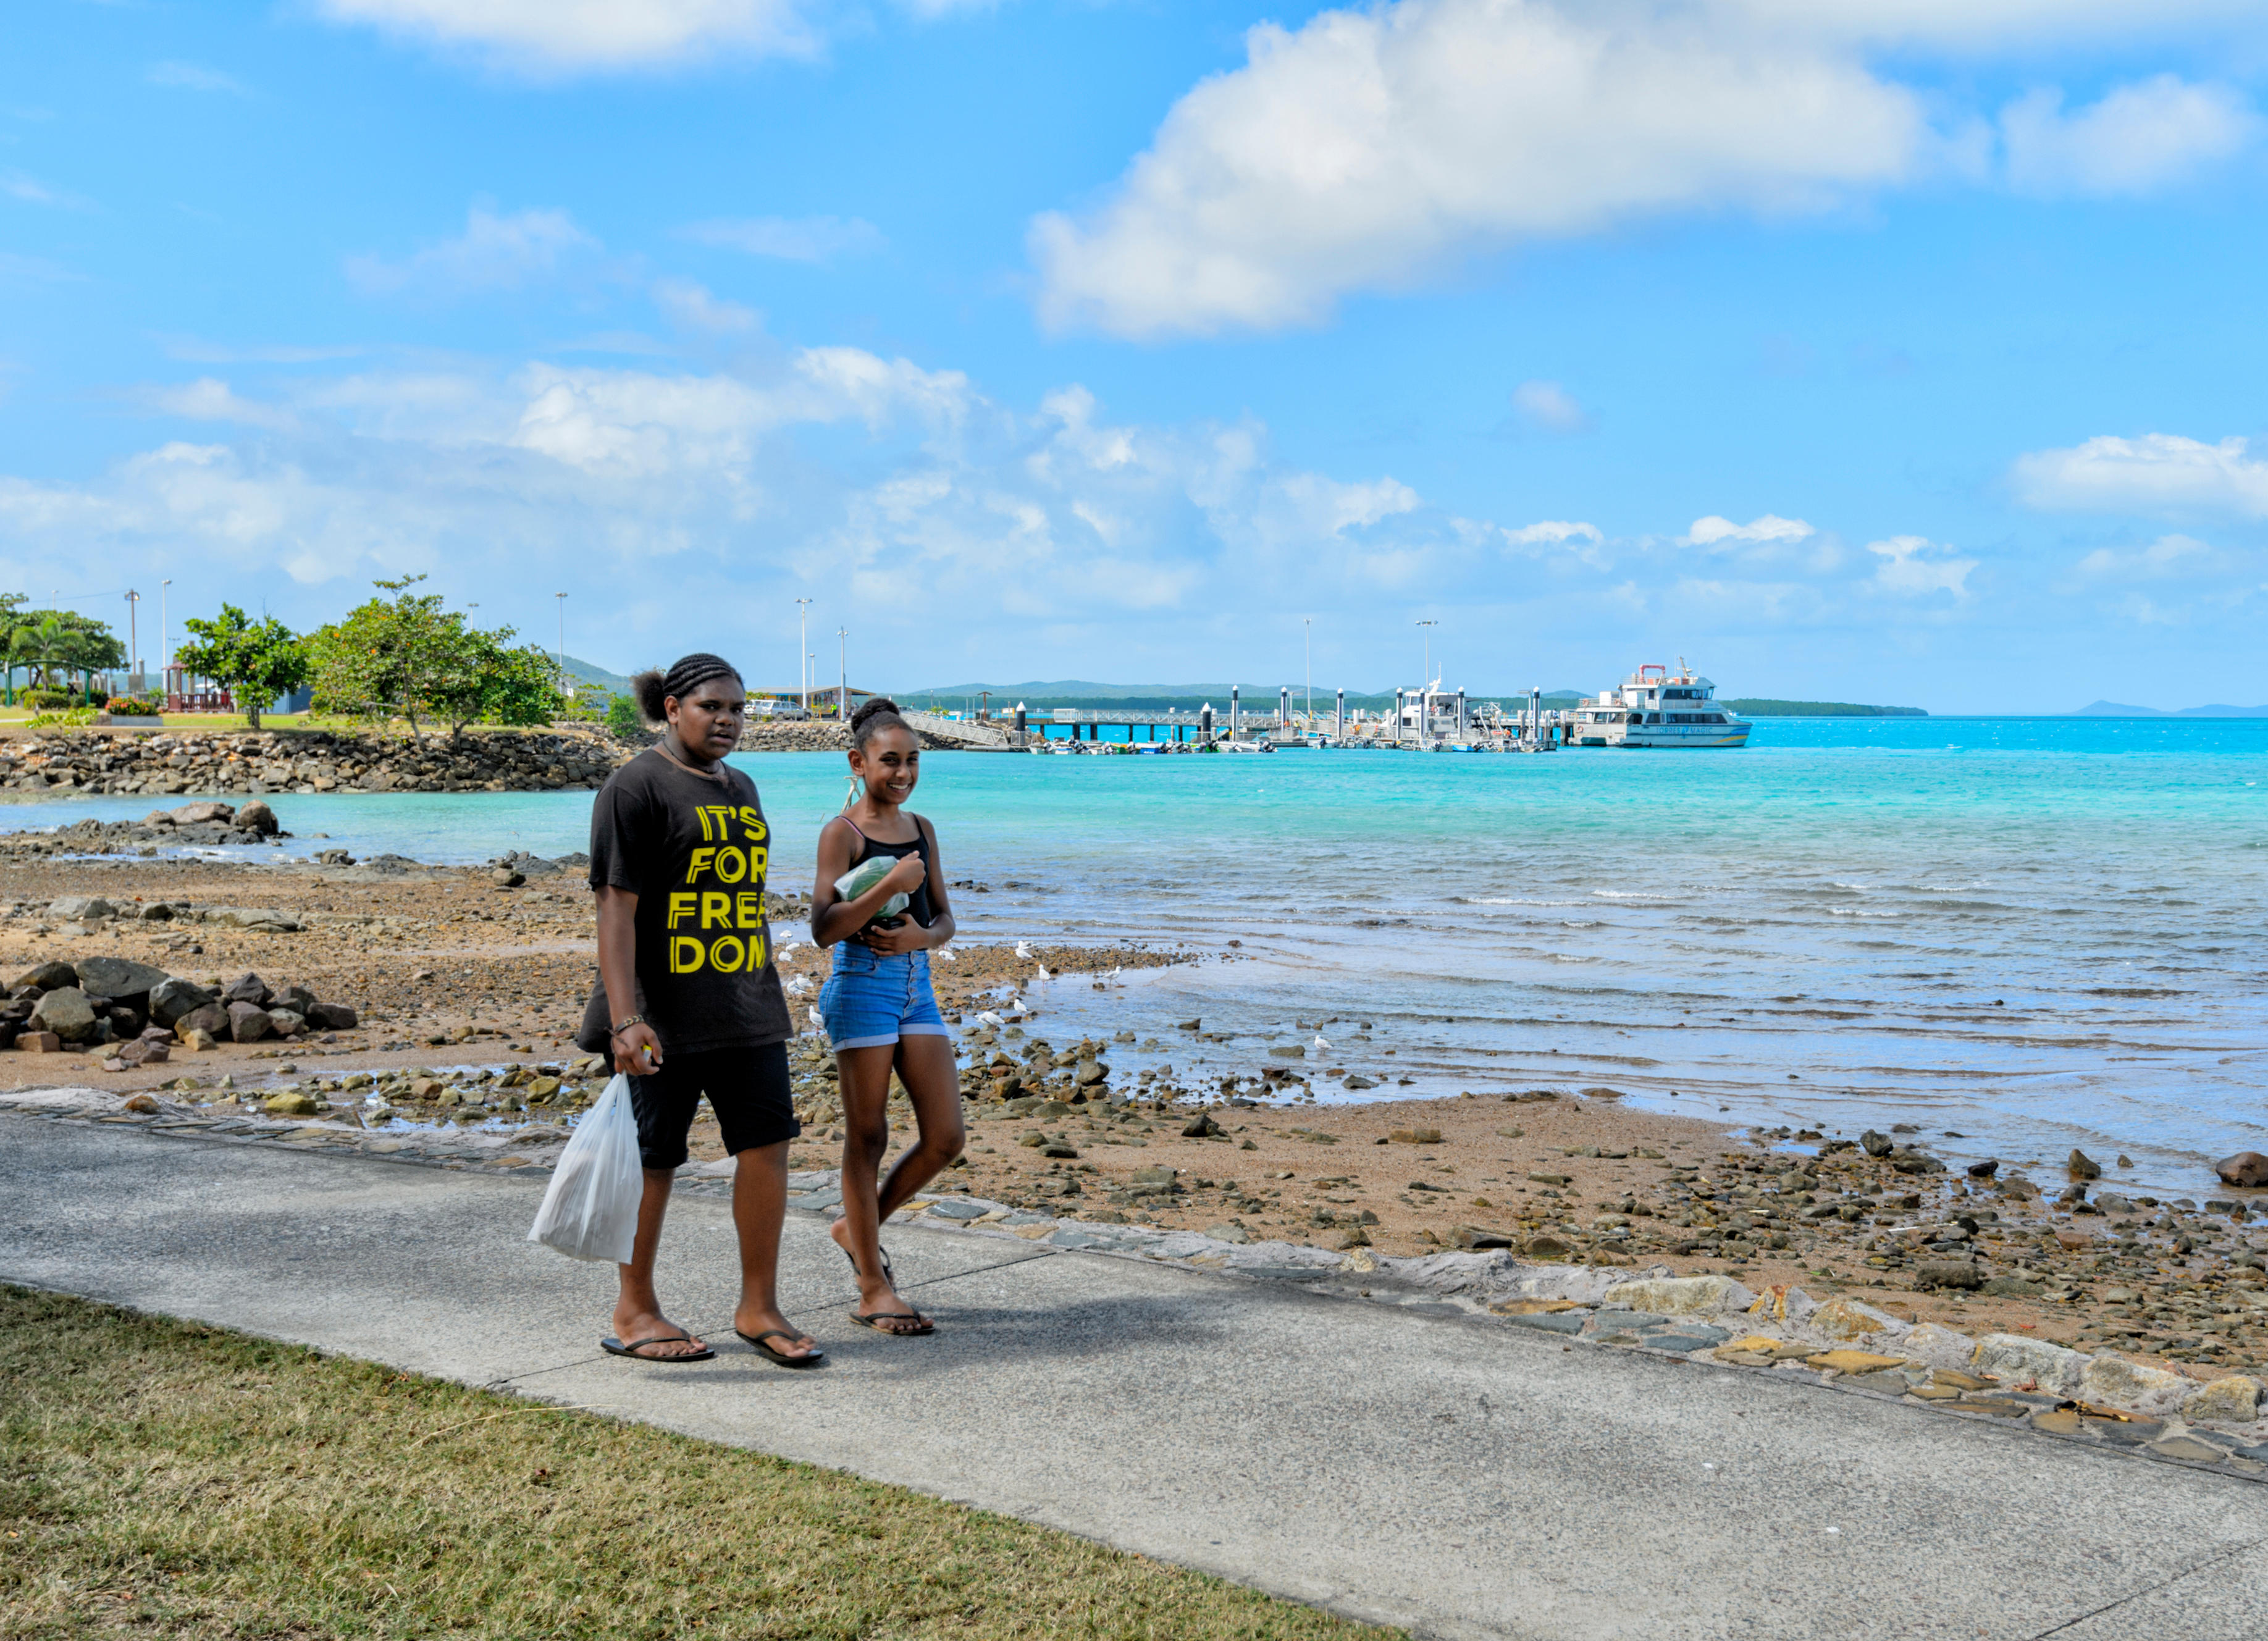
[832,1035,965,1330]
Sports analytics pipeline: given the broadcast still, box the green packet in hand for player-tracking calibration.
[835,853,910,921]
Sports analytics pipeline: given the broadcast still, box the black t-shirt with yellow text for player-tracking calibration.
[578,750,792,1055]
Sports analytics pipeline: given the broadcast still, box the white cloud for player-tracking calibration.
[679,216,886,264]
[1032,0,2268,337]
[2072,532,2218,581]
[2004,75,2259,196]
[1719,0,2261,49]
[316,0,817,72]
[1511,380,1590,434]
[1868,534,1976,597]
[1503,519,1602,546]
[346,204,600,299]
[1031,0,1930,338]
[652,277,760,334]
[147,61,250,95]
[138,378,300,430]
[2012,432,2268,518]
[0,352,1469,624]
[1687,513,1815,546]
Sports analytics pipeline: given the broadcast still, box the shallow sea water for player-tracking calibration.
[6,716,2264,1196]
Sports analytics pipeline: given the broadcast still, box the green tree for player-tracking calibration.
[604,690,642,737]
[174,606,310,729]
[308,576,564,743]
[0,608,124,703]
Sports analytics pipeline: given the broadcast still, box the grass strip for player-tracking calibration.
[0,1285,1391,1640]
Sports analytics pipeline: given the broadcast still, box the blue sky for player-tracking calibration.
[5,0,2267,710]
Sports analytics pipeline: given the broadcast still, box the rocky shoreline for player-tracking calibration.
[0,728,629,797]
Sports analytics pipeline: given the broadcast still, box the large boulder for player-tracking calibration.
[173,1001,230,1043]
[1970,1333,2086,1398]
[236,799,279,836]
[75,955,170,1001]
[227,1002,275,1043]
[306,1001,359,1030]
[170,801,235,825]
[2186,1375,2263,1425]
[222,973,273,1008]
[272,984,319,1016]
[148,976,219,1028]
[2078,1354,2194,1419]
[267,1009,306,1038]
[11,960,77,993]
[47,896,115,923]
[28,987,98,1043]
[2214,1152,2268,1189]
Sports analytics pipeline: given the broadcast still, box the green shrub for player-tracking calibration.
[605,692,645,736]
[107,695,159,716]
[24,689,75,711]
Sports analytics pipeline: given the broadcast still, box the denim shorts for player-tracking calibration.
[819,943,952,1051]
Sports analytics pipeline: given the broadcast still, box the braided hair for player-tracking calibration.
[630,653,743,726]
[849,695,911,750]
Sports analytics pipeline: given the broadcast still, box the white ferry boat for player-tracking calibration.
[1566,661,1750,749]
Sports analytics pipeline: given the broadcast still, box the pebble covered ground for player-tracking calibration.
[1,834,2264,1458]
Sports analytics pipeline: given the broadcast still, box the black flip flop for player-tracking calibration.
[849,1307,934,1336]
[736,1327,826,1368]
[839,1239,932,1333]
[601,1333,715,1363]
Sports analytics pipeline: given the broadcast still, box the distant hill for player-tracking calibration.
[2075,700,2268,718]
[560,655,633,698]
[1721,699,1927,718]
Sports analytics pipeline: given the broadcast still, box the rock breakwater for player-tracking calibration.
[0,728,628,798]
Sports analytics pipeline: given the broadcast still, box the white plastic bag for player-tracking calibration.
[834,852,910,921]
[527,1073,644,1264]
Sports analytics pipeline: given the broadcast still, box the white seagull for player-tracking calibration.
[1313,1035,1332,1050]
[807,1006,826,1034]
[976,1010,1005,1028]
[934,947,956,962]
[1015,940,1033,960]
[1034,963,1051,980]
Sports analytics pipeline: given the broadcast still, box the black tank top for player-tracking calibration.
[845,815,937,928]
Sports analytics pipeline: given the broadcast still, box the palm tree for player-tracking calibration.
[9,618,83,703]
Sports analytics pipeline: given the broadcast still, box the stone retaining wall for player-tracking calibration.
[0,729,631,797]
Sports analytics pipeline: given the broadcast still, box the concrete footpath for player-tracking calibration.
[4,1112,2264,1641]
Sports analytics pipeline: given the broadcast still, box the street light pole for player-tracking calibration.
[554,592,568,694]
[836,627,847,721]
[1416,618,1438,738]
[124,590,140,689]
[1303,616,1312,729]
[795,598,813,711]
[160,579,171,708]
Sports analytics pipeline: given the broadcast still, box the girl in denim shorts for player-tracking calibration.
[812,696,962,1335]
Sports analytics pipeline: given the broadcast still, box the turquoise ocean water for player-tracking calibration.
[6,717,2265,1196]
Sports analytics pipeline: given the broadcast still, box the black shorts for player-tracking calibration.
[628,1043,799,1172]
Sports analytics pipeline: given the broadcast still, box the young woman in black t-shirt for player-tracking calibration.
[582,653,821,1368]
[812,697,961,1335]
